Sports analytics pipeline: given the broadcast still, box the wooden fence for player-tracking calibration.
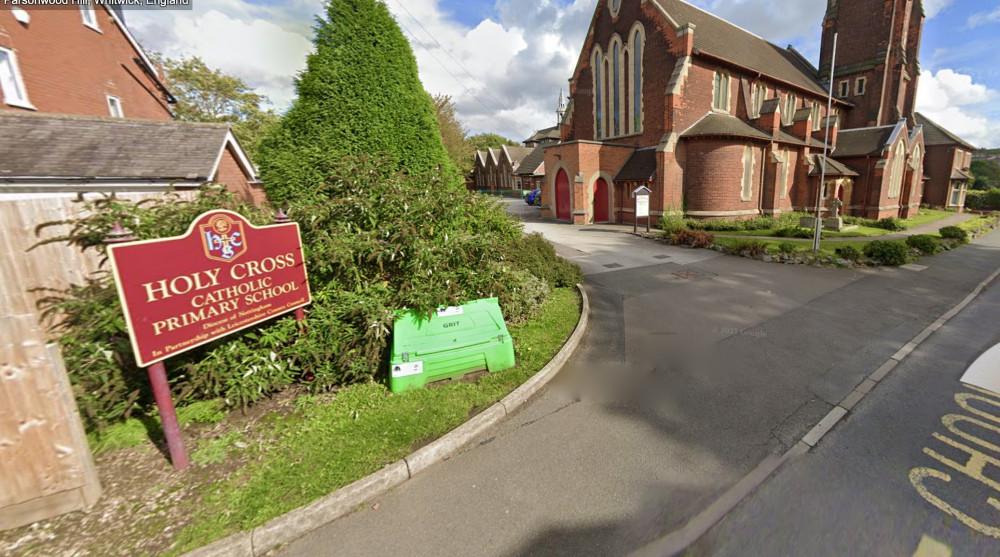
[0,192,189,529]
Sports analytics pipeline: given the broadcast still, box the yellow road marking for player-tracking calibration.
[912,534,952,557]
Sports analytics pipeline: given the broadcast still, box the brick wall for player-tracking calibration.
[683,138,766,217]
[213,145,265,205]
[0,8,172,119]
[923,145,957,208]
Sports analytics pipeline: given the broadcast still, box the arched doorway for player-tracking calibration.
[593,178,610,223]
[555,169,571,221]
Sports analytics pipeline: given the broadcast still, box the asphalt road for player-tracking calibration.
[690,237,1000,557]
[279,204,1000,557]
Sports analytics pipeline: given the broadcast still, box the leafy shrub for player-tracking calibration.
[906,234,940,255]
[669,229,715,248]
[725,239,768,257]
[40,156,570,431]
[508,232,583,288]
[658,215,687,235]
[875,217,907,231]
[774,226,813,239]
[863,240,910,266]
[777,241,798,255]
[939,225,969,242]
[836,245,862,261]
[964,189,1000,211]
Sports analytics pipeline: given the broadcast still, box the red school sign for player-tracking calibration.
[108,210,311,368]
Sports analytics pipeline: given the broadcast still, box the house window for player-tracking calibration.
[80,0,100,31]
[741,145,755,201]
[780,148,790,200]
[838,80,849,98]
[107,95,124,118]
[888,141,906,198]
[950,184,964,206]
[750,83,765,118]
[0,47,31,108]
[713,71,730,112]
[783,93,796,125]
[855,77,867,96]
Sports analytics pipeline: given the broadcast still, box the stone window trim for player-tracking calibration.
[855,76,867,96]
[592,46,605,140]
[629,23,645,135]
[0,46,33,110]
[609,0,622,18]
[780,148,791,200]
[811,102,822,132]
[741,144,755,202]
[750,82,766,119]
[888,140,906,199]
[713,70,731,113]
[80,0,101,32]
[837,80,849,98]
[782,92,797,126]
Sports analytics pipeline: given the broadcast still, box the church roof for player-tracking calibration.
[504,145,535,168]
[615,148,658,181]
[681,113,772,141]
[831,125,896,157]
[525,126,560,143]
[652,0,829,97]
[811,155,859,177]
[915,113,977,150]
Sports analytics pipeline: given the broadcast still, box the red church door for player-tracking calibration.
[594,178,610,223]
[555,170,571,221]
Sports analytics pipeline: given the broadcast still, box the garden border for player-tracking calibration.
[183,284,591,557]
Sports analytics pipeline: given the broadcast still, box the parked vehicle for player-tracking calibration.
[525,189,541,205]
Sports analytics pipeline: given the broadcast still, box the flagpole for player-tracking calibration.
[814,32,838,252]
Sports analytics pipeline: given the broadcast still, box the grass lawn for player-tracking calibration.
[165,287,582,554]
[713,236,871,259]
[720,227,891,238]
[956,213,1000,235]
[903,208,955,229]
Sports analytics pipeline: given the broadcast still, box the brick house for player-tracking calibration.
[472,145,535,193]
[543,0,966,224]
[514,145,546,191]
[0,3,261,203]
[915,112,976,209]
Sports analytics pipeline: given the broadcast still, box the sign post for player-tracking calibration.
[633,186,652,234]
[106,210,311,470]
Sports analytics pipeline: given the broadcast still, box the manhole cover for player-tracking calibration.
[653,255,671,260]
[603,263,624,269]
[672,270,702,279]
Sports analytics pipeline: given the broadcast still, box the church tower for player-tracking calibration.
[819,0,924,130]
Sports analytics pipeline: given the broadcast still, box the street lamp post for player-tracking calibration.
[813,32,838,252]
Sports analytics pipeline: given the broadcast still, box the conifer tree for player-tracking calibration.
[258,0,455,203]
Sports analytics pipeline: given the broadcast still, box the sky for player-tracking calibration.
[125,0,1000,148]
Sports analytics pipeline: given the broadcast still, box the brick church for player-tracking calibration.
[542,0,975,225]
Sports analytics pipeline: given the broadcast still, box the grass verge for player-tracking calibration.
[713,237,871,259]
[167,287,582,555]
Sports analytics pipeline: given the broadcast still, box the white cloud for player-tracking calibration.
[127,1,314,110]
[924,0,956,19]
[916,69,1000,148]
[968,6,1000,27]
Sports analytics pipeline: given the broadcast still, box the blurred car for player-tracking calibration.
[525,189,541,205]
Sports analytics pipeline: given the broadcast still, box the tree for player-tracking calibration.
[433,94,474,173]
[158,56,278,161]
[468,133,520,152]
[971,159,1000,191]
[256,0,456,203]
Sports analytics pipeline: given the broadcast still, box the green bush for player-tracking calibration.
[939,225,969,242]
[836,245,862,261]
[509,232,583,288]
[725,239,768,257]
[256,0,457,204]
[965,189,1000,211]
[863,240,910,266]
[777,241,798,255]
[906,234,940,255]
[669,229,715,248]
[774,226,813,239]
[875,217,907,231]
[40,157,574,431]
[658,215,687,235]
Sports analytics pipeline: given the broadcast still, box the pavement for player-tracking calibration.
[277,201,1000,557]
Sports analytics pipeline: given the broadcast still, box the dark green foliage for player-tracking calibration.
[906,234,940,254]
[467,133,519,151]
[836,245,861,261]
[658,215,687,235]
[777,241,798,255]
[669,229,715,248]
[939,225,969,242]
[774,226,813,239]
[971,159,1000,190]
[42,156,578,431]
[683,212,806,232]
[875,217,906,231]
[965,189,1000,211]
[863,240,910,266]
[724,239,768,257]
[508,233,583,288]
[256,0,456,204]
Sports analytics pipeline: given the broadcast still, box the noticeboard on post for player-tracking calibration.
[108,210,311,368]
